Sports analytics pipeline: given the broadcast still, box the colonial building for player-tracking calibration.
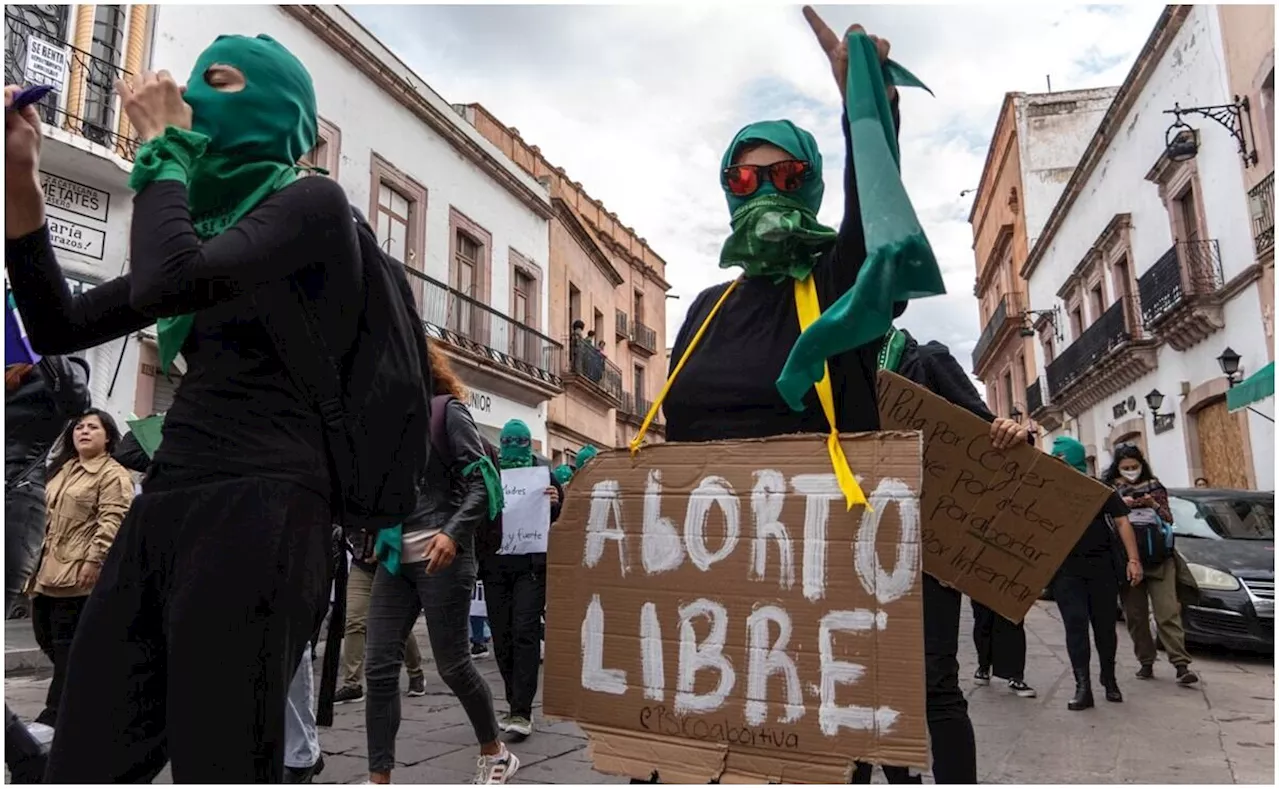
[7,4,562,451]
[968,88,1117,421]
[1022,5,1274,489]
[459,105,671,466]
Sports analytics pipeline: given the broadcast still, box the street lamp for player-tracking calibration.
[1147,388,1175,434]
[1217,346,1243,385]
[1144,389,1165,412]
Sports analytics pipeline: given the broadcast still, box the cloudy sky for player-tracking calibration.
[351,2,1161,372]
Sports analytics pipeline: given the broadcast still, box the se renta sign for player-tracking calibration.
[544,433,928,784]
[23,36,69,95]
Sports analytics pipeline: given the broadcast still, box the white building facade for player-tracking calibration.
[7,4,560,449]
[1023,5,1274,490]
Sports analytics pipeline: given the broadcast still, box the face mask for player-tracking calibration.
[498,419,534,469]
[1120,469,1142,482]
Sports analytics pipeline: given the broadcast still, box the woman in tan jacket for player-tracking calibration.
[28,408,133,727]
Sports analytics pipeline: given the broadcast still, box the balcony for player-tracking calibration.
[1138,240,1225,351]
[1045,294,1158,415]
[564,339,623,406]
[630,319,658,356]
[1026,376,1065,432]
[4,11,139,161]
[615,309,630,341]
[407,268,563,392]
[971,293,1027,373]
[1249,171,1274,258]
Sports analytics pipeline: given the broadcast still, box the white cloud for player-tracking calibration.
[350,3,1159,372]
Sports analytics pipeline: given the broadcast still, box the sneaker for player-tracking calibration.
[497,713,514,732]
[471,642,490,659]
[973,667,991,686]
[1008,679,1037,698]
[1176,665,1200,686]
[334,685,365,705]
[506,715,533,739]
[407,674,426,697]
[474,745,520,784]
[284,755,325,783]
[1135,664,1154,680]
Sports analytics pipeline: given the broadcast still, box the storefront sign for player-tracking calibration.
[47,216,105,260]
[24,36,69,95]
[469,390,493,413]
[41,172,109,222]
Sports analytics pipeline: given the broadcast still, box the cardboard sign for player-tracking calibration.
[876,371,1112,622]
[498,465,552,555]
[545,432,928,784]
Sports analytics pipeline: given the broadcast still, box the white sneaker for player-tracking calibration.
[474,746,520,784]
[26,722,55,746]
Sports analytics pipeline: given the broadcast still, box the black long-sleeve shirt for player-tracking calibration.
[665,102,900,441]
[5,176,361,497]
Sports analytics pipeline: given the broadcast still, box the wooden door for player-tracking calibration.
[1195,398,1250,489]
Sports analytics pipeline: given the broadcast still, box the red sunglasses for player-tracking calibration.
[722,159,811,198]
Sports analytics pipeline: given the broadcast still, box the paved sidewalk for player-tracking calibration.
[4,602,1272,783]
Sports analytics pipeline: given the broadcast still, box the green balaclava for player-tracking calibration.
[499,419,535,469]
[574,444,599,470]
[1051,436,1089,474]
[130,34,319,375]
[717,120,837,283]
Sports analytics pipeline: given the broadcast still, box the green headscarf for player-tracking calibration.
[718,121,837,283]
[574,444,599,469]
[1051,436,1089,474]
[129,34,319,375]
[499,419,535,469]
[552,464,574,486]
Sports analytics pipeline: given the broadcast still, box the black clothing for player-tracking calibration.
[5,355,90,489]
[1060,492,1130,573]
[482,554,547,719]
[971,599,1026,681]
[5,177,361,499]
[1052,564,1120,678]
[409,398,491,545]
[31,594,88,727]
[111,432,152,474]
[44,471,331,783]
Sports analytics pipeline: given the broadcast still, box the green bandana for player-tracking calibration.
[129,34,319,376]
[718,120,836,283]
[774,34,946,411]
[498,419,535,469]
[1051,436,1089,474]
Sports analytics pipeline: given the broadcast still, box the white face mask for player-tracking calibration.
[1120,469,1142,482]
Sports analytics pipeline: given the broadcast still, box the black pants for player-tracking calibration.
[31,594,88,726]
[44,470,331,783]
[482,554,546,719]
[852,575,977,785]
[971,599,1026,681]
[5,482,50,781]
[1052,559,1120,678]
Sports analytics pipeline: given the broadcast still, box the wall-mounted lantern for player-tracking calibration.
[1020,306,1063,341]
[1146,388,1175,434]
[1163,98,1258,167]
[1217,346,1243,385]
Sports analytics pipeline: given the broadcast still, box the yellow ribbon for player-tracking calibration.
[629,275,868,512]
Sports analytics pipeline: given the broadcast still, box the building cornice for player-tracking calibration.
[553,198,625,287]
[281,5,552,220]
[1021,4,1191,280]
[969,92,1021,228]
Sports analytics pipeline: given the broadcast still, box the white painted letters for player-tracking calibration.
[854,478,921,605]
[817,610,899,736]
[581,594,627,695]
[744,604,804,726]
[674,599,736,714]
[640,601,664,701]
[750,470,794,589]
[583,480,629,576]
[792,473,842,602]
[683,476,740,572]
[642,469,684,574]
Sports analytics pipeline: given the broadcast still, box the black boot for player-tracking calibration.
[1067,667,1094,711]
[5,706,48,784]
[1100,664,1123,703]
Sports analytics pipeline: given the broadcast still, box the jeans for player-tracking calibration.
[483,555,547,719]
[4,484,44,618]
[342,561,424,689]
[470,615,490,645]
[1052,558,1120,678]
[284,642,320,770]
[971,599,1027,681]
[30,595,88,726]
[365,553,499,774]
[852,575,976,785]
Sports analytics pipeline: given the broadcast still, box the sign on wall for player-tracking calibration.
[46,216,105,260]
[545,433,928,784]
[24,36,69,94]
[41,172,110,223]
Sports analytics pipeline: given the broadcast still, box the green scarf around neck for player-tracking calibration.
[773,34,946,411]
[129,34,319,376]
[498,419,535,469]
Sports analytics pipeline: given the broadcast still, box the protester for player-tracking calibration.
[551,443,597,487]
[335,531,428,706]
[971,600,1035,698]
[5,33,363,781]
[1050,437,1143,710]
[1194,476,1210,488]
[1103,444,1199,685]
[484,418,564,739]
[364,341,517,784]
[3,354,89,782]
[284,642,324,783]
[28,409,133,728]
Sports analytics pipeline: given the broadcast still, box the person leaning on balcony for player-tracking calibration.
[1103,444,1199,686]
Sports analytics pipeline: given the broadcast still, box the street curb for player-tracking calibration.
[5,647,51,677]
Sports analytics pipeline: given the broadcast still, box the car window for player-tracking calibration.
[1170,495,1275,540]
[1169,496,1220,539]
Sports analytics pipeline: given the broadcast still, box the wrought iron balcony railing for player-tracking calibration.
[1137,240,1224,328]
[1046,295,1138,396]
[636,395,654,421]
[1026,377,1044,414]
[405,267,563,387]
[615,309,629,340]
[971,293,1026,370]
[565,338,623,402]
[631,319,658,355]
[619,391,637,417]
[4,11,140,160]
[1249,171,1274,257]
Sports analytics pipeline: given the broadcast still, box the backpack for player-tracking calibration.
[428,394,504,557]
[1128,508,1174,568]
[255,207,433,533]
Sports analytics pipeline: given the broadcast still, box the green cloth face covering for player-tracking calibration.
[129,34,319,376]
[774,33,946,411]
[498,419,535,469]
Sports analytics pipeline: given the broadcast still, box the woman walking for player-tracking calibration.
[5,33,362,782]
[364,342,517,784]
[1103,444,1199,685]
[1049,437,1143,710]
[28,409,132,727]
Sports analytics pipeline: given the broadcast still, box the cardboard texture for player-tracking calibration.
[876,371,1113,622]
[545,432,928,784]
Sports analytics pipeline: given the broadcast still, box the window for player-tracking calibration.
[593,309,605,343]
[633,364,645,401]
[1069,306,1083,338]
[1042,336,1055,365]
[512,270,532,326]
[1176,185,1201,243]
[1002,372,1014,418]
[85,5,126,137]
[299,118,341,177]
[634,290,645,324]
[509,250,542,332]
[1112,255,1132,299]
[448,208,492,304]
[1261,69,1275,155]
[368,154,426,271]
[377,183,411,262]
[568,284,582,329]
[1089,284,1105,322]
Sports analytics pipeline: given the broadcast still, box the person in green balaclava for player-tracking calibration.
[498,419,535,469]
[1051,436,1090,474]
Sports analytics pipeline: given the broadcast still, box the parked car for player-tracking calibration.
[1167,488,1274,651]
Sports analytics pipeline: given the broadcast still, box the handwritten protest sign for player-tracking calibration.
[498,466,551,555]
[545,433,928,784]
[876,371,1112,622]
